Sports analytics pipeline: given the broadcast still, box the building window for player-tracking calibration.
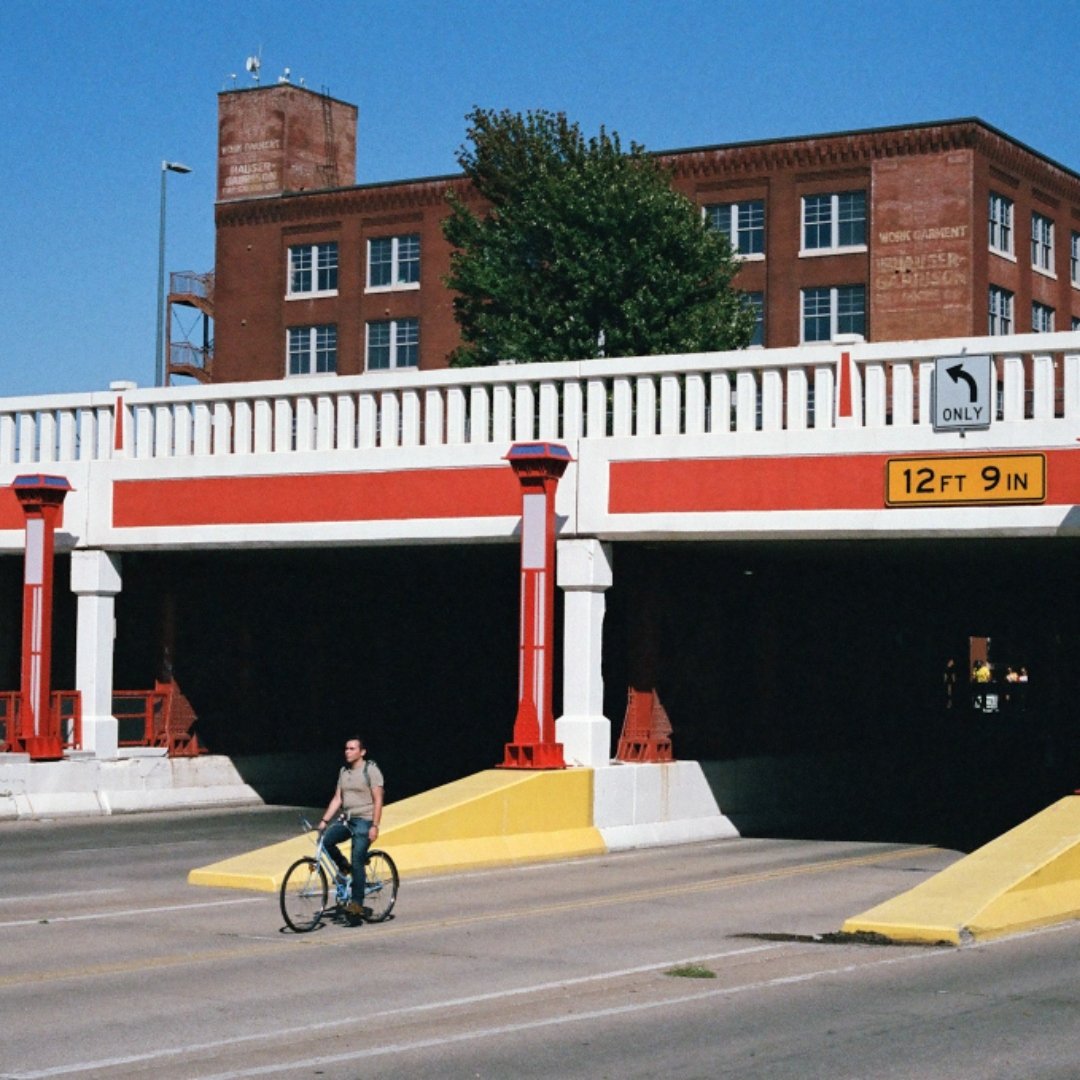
[1032,302,1055,333]
[367,234,421,290]
[287,325,337,375]
[801,285,865,342]
[801,191,866,252]
[366,318,419,370]
[1071,232,1079,287]
[1031,213,1054,274]
[1072,316,1080,331]
[742,291,765,345]
[287,242,338,296]
[705,200,765,256]
[988,193,1013,257]
[988,286,1013,335]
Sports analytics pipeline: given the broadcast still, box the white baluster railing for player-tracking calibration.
[3,332,1080,470]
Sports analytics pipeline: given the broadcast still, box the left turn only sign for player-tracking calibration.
[933,354,992,432]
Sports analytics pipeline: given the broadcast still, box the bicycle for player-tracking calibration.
[280,815,399,932]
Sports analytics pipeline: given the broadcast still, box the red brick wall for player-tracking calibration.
[209,119,1080,383]
[870,151,975,340]
[217,85,357,201]
[213,181,470,382]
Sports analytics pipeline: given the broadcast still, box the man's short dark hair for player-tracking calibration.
[346,736,365,749]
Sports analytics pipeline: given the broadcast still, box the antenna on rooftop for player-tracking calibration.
[245,53,262,84]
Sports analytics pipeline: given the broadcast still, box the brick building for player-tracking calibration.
[186,82,1080,385]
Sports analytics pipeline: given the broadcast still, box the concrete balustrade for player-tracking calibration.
[2,334,1077,471]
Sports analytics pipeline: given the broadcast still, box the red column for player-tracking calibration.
[501,443,571,769]
[11,475,72,761]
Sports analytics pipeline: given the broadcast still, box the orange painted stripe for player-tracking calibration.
[112,468,521,528]
[1046,448,1080,504]
[610,449,1080,513]
[0,489,23,530]
[837,351,853,419]
[0,490,66,530]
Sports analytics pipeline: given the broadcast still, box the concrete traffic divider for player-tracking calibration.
[843,794,1080,944]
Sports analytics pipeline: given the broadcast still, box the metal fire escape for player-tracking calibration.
[166,270,214,384]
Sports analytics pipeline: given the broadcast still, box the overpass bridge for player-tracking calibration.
[3,332,1078,552]
[1,333,1078,821]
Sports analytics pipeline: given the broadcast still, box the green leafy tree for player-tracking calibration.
[442,108,755,367]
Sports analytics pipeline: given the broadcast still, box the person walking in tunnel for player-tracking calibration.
[317,736,385,918]
[943,657,958,709]
[972,659,991,710]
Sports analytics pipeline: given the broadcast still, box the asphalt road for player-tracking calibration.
[2,808,1079,1079]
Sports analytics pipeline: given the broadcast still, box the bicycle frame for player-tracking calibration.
[302,817,353,903]
[301,817,393,906]
[281,816,398,932]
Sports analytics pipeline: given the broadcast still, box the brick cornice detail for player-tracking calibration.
[216,176,472,228]
[214,122,1080,228]
[969,128,1080,202]
[664,122,1080,204]
[663,123,982,179]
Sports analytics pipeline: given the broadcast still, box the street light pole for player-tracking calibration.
[155,160,192,387]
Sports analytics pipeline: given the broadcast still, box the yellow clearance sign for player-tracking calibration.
[885,453,1046,507]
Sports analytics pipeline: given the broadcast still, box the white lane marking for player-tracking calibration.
[172,929,1080,1080]
[13,920,1080,1080]
[0,896,264,930]
[0,889,122,906]
[1,943,785,1078]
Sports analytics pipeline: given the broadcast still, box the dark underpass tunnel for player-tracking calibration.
[2,535,1078,852]
[602,538,1080,852]
[112,545,524,806]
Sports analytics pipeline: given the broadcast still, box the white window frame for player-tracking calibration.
[800,285,865,343]
[800,191,867,256]
[365,318,420,370]
[366,234,421,292]
[1070,231,1080,288]
[287,241,338,298]
[1031,212,1055,276]
[704,200,765,259]
[742,291,765,346]
[1032,301,1055,333]
[988,285,1013,336]
[287,324,337,376]
[988,192,1014,259]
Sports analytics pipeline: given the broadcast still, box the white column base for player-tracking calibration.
[81,715,119,760]
[555,714,611,768]
[592,761,740,849]
[557,539,613,769]
[71,550,122,762]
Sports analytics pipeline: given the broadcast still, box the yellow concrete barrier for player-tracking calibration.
[189,769,604,893]
[843,795,1080,944]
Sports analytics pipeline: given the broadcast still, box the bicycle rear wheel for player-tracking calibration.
[363,850,399,923]
[280,857,329,932]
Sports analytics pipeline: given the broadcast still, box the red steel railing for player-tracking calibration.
[0,691,81,752]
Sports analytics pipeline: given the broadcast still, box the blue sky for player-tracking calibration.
[2,0,1078,399]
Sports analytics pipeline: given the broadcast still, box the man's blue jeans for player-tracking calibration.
[324,817,372,905]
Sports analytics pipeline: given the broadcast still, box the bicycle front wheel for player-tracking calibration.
[363,850,399,923]
[280,857,329,932]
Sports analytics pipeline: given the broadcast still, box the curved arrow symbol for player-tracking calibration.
[947,363,978,403]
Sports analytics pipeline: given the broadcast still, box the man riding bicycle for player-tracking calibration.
[317,737,385,918]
